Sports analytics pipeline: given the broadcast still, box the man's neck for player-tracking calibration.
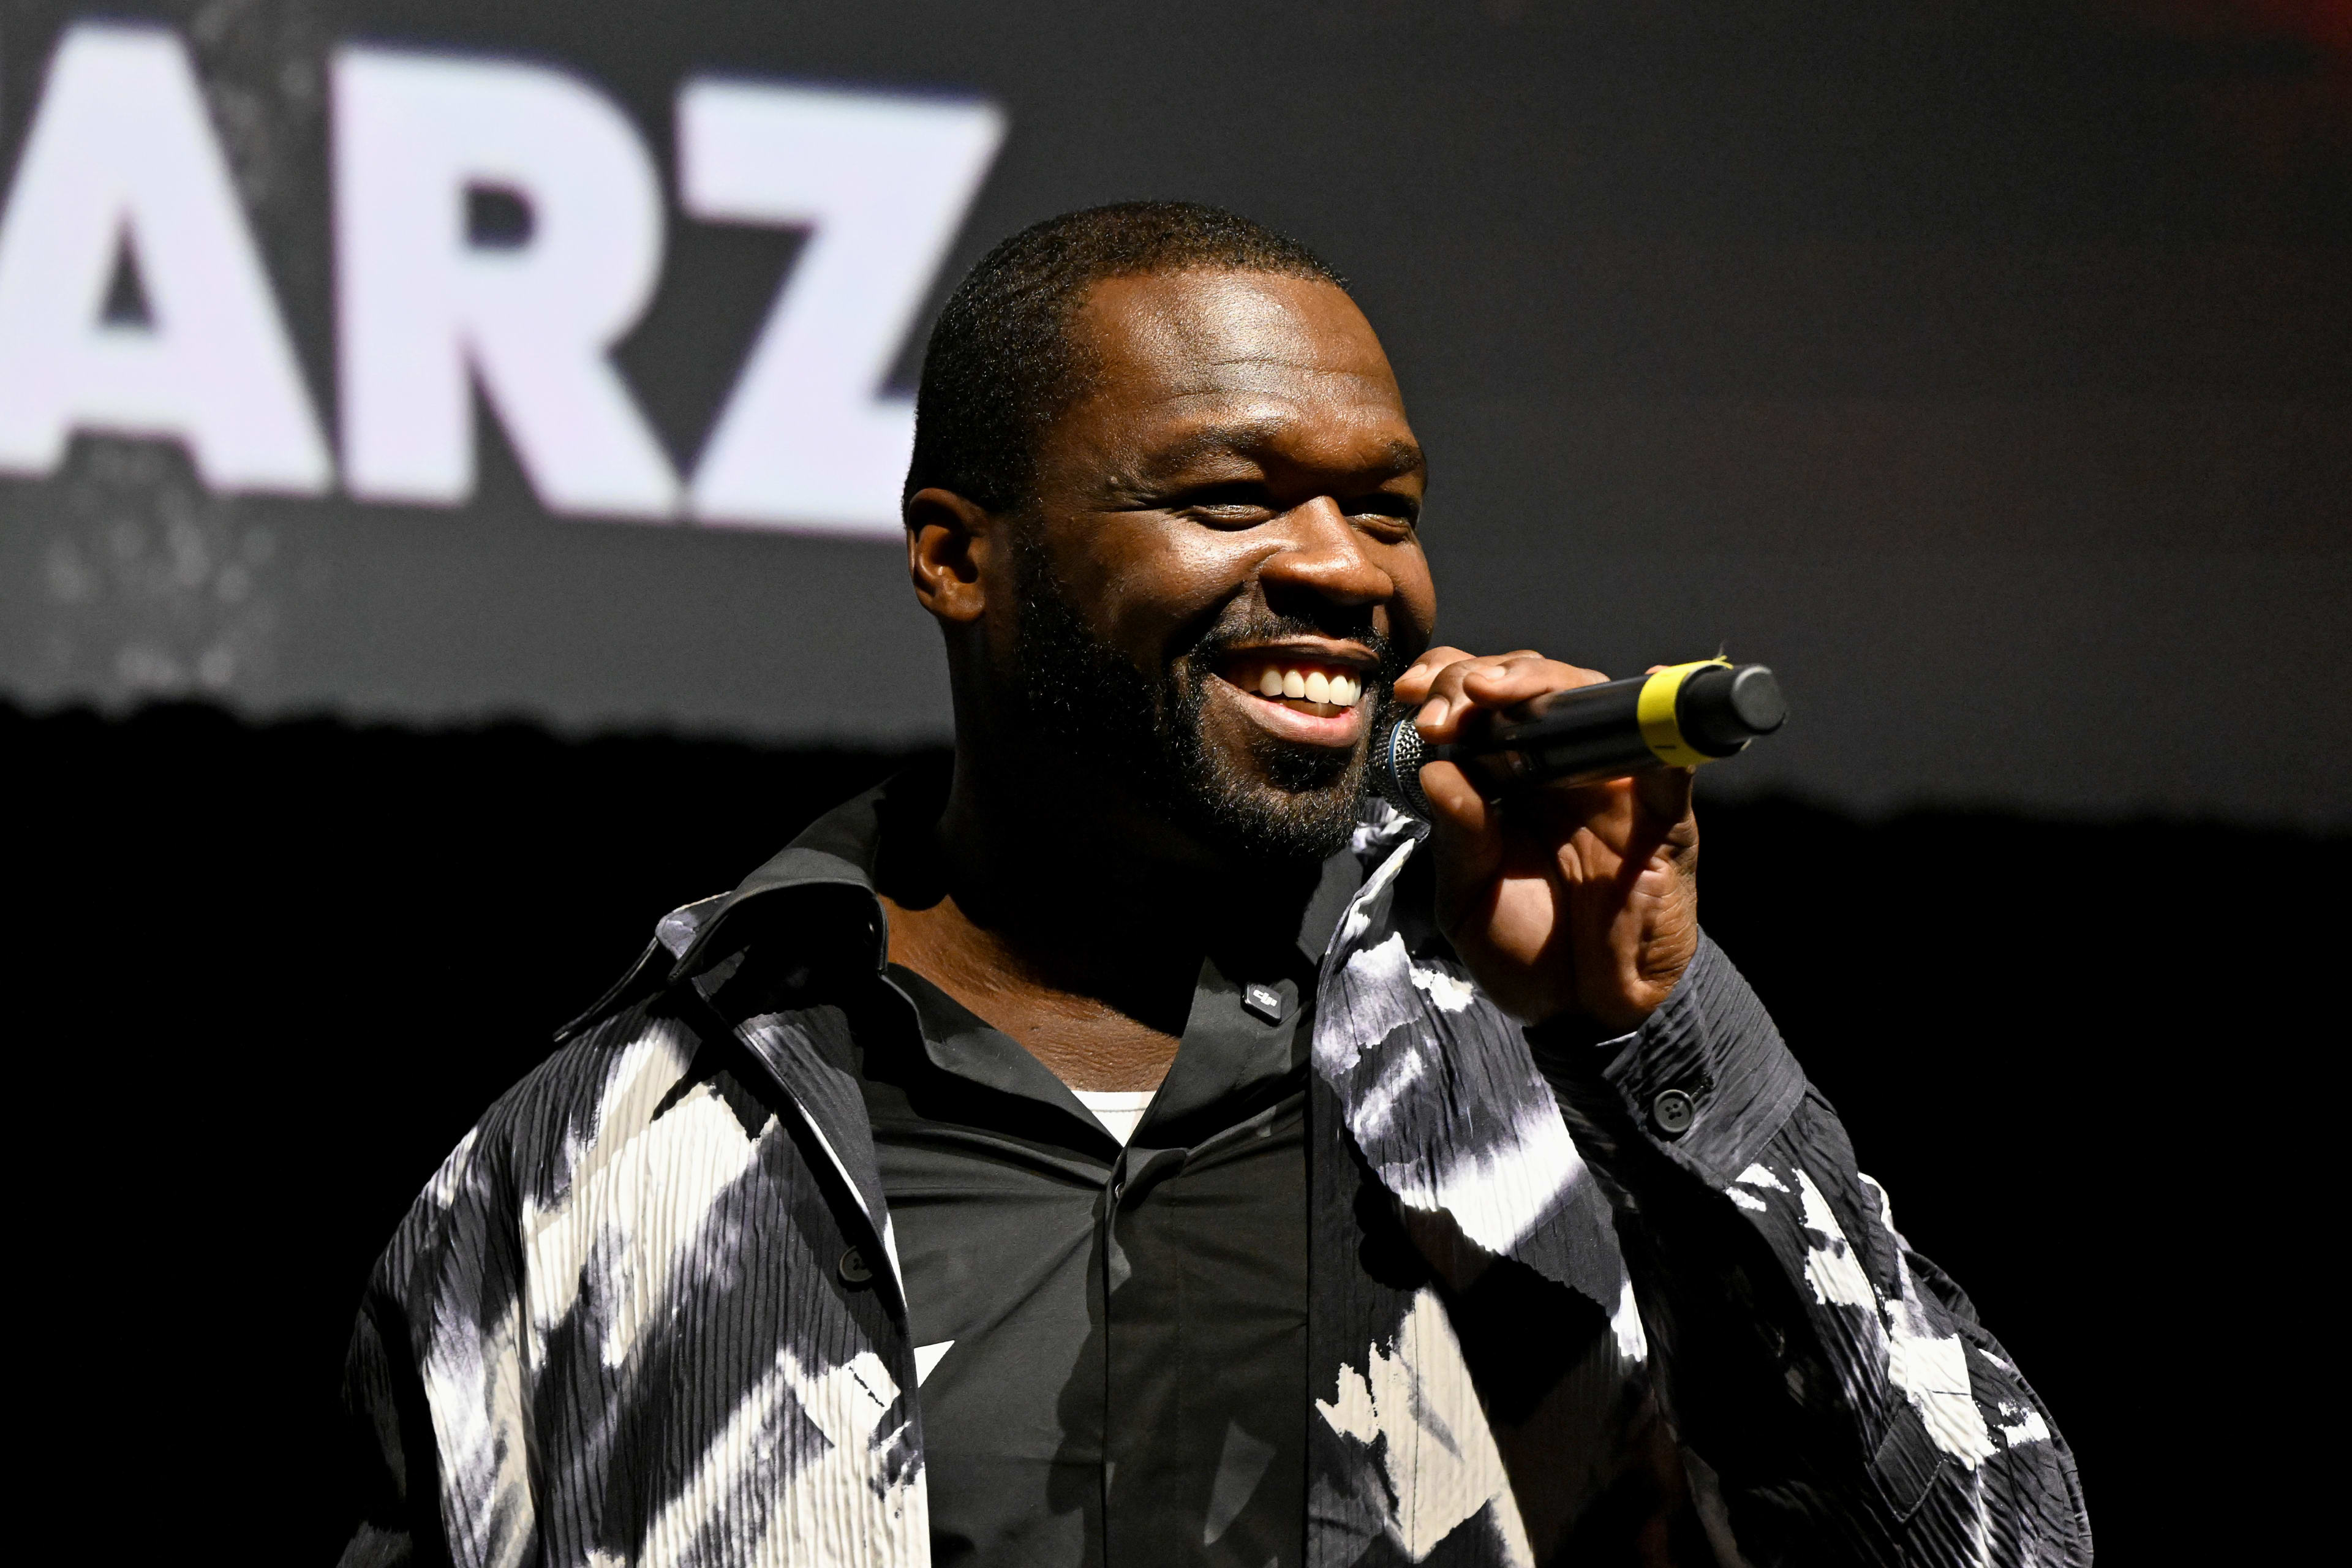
[876,758,1322,1094]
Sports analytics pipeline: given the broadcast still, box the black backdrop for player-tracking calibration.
[18,698,2342,1561]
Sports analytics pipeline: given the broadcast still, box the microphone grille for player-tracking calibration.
[1371,715,1433,821]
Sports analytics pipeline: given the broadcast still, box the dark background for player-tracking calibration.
[7,0,2349,1562]
[19,700,2345,1562]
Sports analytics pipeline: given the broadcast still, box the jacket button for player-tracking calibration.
[1651,1088,1696,1137]
[837,1246,874,1287]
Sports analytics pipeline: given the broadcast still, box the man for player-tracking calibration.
[341,203,2087,1568]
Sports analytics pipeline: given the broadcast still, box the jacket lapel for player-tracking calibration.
[1304,805,1634,1568]
[1313,805,1623,1310]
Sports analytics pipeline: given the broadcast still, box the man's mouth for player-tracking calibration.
[1219,655,1368,721]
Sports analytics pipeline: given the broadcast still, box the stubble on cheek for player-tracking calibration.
[1006,532,1391,863]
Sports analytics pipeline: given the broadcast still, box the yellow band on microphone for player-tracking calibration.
[1637,658,1733,767]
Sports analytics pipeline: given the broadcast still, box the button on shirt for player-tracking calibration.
[853,851,1360,1568]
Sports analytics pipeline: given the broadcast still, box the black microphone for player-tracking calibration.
[1371,659,1787,820]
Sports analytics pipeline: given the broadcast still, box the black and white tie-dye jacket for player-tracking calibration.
[341,792,2090,1568]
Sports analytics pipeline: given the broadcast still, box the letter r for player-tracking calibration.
[332,47,676,518]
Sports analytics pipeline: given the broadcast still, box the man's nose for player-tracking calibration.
[1257,497,1395,608]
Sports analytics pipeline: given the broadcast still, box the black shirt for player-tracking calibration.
[851,836,1360,1568]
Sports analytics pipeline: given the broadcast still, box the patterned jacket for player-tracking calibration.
[341,793,2090,1568]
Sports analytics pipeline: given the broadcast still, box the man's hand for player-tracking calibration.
[1393,648,1701,1032]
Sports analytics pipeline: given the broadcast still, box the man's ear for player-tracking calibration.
[904,488,997,624]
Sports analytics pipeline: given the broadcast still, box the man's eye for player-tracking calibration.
[1185,499,1273,524]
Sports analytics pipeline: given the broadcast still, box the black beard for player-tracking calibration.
[1005,533,1396,867]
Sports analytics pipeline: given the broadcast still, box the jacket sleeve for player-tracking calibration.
[1526,937,2091,1567]
[336,1111,532,1568]
[337,1284,455,1568]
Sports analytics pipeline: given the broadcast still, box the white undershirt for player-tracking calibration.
[1071,1089,1156,1145]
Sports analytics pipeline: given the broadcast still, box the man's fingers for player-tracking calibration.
[1397,647,1540,696]
[1415,654,1604,740]
[1391,646,1476,707]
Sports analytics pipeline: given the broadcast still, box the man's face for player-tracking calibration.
[995,269,1436,866]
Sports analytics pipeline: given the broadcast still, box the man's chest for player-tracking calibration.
[871,1088,1311,1568]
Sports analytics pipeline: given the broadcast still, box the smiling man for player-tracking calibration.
[340,205,2088,1568]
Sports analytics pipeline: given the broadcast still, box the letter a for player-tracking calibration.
[0,23,331,492]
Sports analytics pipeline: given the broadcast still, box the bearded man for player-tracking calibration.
[339,203,2088,1568]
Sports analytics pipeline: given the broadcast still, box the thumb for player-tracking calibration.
[1631,761,1696,833]
[1415,756,1507,910]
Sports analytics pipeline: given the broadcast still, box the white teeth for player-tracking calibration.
[1241,662,1362,709]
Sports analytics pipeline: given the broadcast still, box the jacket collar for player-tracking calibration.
[672,766,1376,987]
[667,774,905,985]
[556,775,1417,1045]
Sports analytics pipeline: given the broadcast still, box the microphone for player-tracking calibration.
[1371,658,1787,820]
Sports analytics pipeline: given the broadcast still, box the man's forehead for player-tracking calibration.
[1085,271,1390,379]
[1067,270,1414,464]
[1122,409,1423,483]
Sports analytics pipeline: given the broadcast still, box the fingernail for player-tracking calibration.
[1417,698,1446,728]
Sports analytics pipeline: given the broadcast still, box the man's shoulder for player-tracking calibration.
[375,890,741,1252]
[466,850,883,1197]
[356,858,892,1338]
[355,984,763,1395]
[401,992,710,1221]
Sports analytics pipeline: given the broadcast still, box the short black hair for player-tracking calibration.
[903,201,1347,516]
